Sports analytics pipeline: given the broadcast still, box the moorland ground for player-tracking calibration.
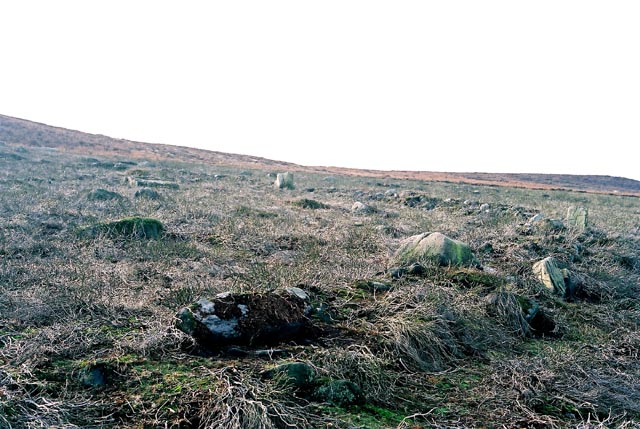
[0,139,639,428]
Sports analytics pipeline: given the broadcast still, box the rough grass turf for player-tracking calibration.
[0,144,639,428]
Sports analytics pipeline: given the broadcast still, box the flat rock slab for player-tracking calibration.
[127,176,179,189]
[176,288,312,347]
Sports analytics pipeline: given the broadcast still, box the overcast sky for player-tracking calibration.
[1,1,639,180]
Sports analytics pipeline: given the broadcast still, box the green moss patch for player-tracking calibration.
[81,217,164,239]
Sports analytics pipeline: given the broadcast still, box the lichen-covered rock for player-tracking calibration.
[567,206,588,230]
[532,257,566,296]
[176,289,312,347]
[394,232,479,267]
[274,172,294,190]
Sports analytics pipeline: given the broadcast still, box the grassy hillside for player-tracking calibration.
[0,143,639,428]
[2,113,639,196]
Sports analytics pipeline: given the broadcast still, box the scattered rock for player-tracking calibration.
[403,195,439,210]
[479,203,490,212]
[262,362,316,389]
[89,160,135,170]
[394,232,479,268]
[351,201,375,214]
[355,280,392,293]
[274,172,295,190]
[391,262,428,279]
[87,189,123,201]
[134,188,161,200]
[127,176,179,189]
[292,198,329,209]
[314,379,364,406]
[176,289,313,347]
[283,286,310,302]
[527,213,545,225]
[532,257,566,296]
[567,206,588,230]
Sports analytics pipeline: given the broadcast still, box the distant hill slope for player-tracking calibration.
[1,113,638,196]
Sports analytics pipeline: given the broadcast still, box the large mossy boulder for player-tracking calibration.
[176,288,312,347]
[81,217,164,239]
[532,257,566,296]
[394,232,479,267]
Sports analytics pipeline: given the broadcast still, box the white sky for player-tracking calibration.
[1,1,639,180]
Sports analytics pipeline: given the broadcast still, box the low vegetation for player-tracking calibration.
[0,142,639,428]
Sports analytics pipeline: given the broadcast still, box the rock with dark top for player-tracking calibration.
[176,288,313,347]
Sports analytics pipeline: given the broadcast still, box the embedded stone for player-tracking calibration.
[394,232,479,267]
[532,257,566,296]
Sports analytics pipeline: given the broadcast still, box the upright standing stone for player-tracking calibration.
[275,172,295,190]
[566,206,588,231]
[532,257,566,296]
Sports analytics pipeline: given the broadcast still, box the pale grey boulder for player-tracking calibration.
[394,232,479,267]
[351,201,375,214]
[567,206,588,230]
[274,172,295,190]
[532,257,566,296]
